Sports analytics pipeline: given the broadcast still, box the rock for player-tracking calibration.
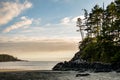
[52,61,115,72]
[70,51,81,61]
[52,62,64,70]
[52,51,120,72]
[90,62,112,72]
[111,63,120,71]
[116,69,120,73]
[76,73,90,77]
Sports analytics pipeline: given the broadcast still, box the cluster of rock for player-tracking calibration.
[53,61,120,72]
[52,52,120,72]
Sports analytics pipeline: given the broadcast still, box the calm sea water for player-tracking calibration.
[0,61,120,80]
[0,61,59,70]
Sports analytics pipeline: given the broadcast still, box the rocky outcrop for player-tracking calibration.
[53,61,114,72]
[52,52,120,72]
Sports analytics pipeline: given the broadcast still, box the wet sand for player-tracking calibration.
[0,70,75,80]
[0,70,120,80]
[0,69,25,72]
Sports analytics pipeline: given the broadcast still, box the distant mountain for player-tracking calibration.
[0,54,21,62]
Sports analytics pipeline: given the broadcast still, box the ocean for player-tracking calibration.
[0,61,59,70]
[0,61,120,80]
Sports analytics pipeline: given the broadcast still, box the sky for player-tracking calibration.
[0,0,113,61]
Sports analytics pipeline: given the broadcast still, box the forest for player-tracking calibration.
[77,0,120,63]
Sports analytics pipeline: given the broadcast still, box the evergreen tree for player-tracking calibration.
[76,0,120,63]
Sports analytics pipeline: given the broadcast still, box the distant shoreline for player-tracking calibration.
[0,69,64,73]
[0,54,23,62]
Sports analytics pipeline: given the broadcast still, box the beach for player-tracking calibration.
[0,69,25,72]
[0,61,120,80]
[0,70,120,80]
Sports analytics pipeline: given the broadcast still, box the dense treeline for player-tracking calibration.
[0,54,21,62]
[77,0,120,63]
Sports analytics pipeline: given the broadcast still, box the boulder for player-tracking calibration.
[76,73,90,77]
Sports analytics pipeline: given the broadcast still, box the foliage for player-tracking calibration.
[77,0,120,63]
[0,54,20,62]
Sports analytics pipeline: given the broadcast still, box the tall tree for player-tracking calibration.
[76,18,84,41]
[83,9,91,37]
[115,0,120,45]
[87,5,103,38]
[105,2,116,41]
[76,0,120,63]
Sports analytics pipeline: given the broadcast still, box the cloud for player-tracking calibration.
[33,18,41,25]
[60,15,84,25]
[0,0,32,25]
[0,38,78,52]
[0,39,78,61]
[53,0,72,2]
[3,16,33,33]
[0,35,80,43]
[60,17,71,25]
[71,16,84,22]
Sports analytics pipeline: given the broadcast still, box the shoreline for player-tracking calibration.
[0,69,69,73]
[53,61,120,73]
[0,70,120,80]
[0,69,33,72]
[0,69,119,73]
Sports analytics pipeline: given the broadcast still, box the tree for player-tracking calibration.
[87,5,103,38]
[83,9,91,37]
[76,18,84,41]
[115,0,120,45]
[76,0,120,63]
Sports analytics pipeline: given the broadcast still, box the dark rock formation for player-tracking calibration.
[53,61,114,72]
[52,51,120,72]
[76,73,90,77]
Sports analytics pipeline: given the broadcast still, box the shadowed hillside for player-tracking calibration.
[0,54,21,62]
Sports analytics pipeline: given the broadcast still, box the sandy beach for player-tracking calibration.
[0,69,27,72]
[0,70,120,80]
